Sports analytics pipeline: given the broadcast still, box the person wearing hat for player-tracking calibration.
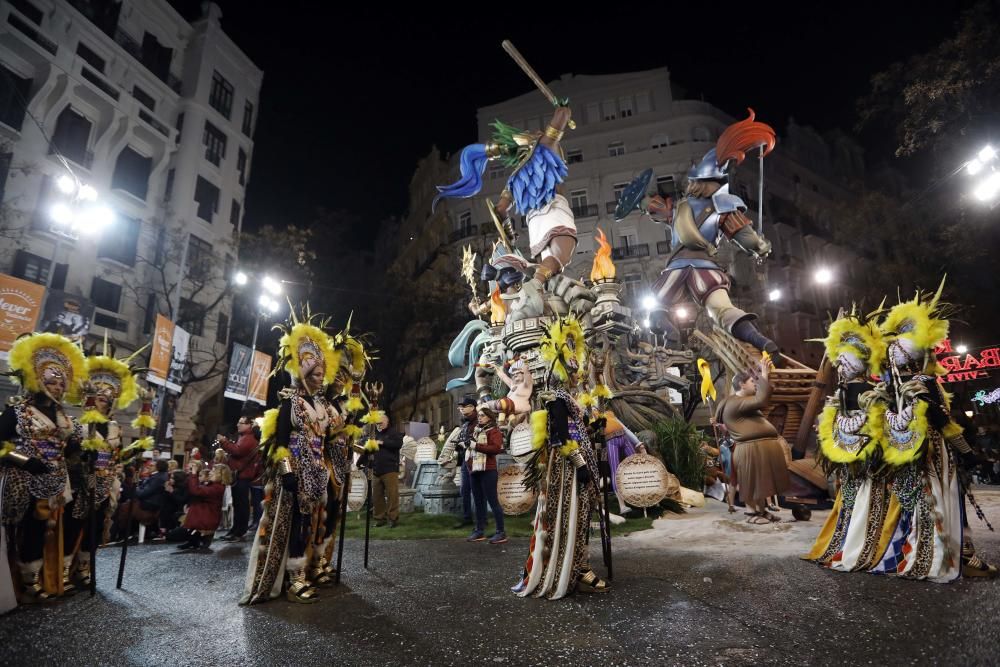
[448,395,479,529]
[467,405,506,544]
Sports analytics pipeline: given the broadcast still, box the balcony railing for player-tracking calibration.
[49,143,94,169]
[138,109,169,137]
[571,203,598,218]
[612,244,650,260]
[81,65,120,101]
[656,240,673,255]
[113,28,182,94]
[448,224,478,242]
[7,13,58,54]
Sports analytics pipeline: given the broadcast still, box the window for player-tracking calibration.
[585,102,600,124]
[11,0,43,24]
[132,86,155,111]
[693,126,711,142]
[565,149,583,164]
[186,234,213,281]
[0,153,11,200]
[612,182,629,204]
[164,168,175,201]
[50,107,92,167]
[203,121,227,166]
[651,134,670,150]
[76,43,106,73]
[230,199,241,227]
[12,249,50,285]
[142,293,157,334]
[0,65,31,130]
[656,176,677,200]
[618,96,633,118]
[216,312,229,344]
[242,100,254,136]
[457,210,472,234]
[91,277,122,312]
[237,148,247,186]
[111,146,152,199]
[94,312,128,333]
[618,229,639,249]
[194,176,219,222]
[607,141,625,157]
[487,162,505,181]
[175,112,184,143]
[636,91,652,113]
[602,99,616,121]
[140,32,173,82]
[569,189,588,209]
[178,298,204,336]
[97,216,140,265]
[209,71,234,118]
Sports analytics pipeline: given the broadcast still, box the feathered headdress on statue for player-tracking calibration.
[880,278,952,376]
[272,303,338,388]
[6,332,87,403]
[715,108,776,169]
[540,316,587,384]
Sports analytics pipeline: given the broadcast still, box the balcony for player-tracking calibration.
[112,28,182,94]
[448,224,478,243]
[49,143,94,169]
[571,203,598,218]
[81,65,120,101]
[138,109,169,137]
[656,240,673,255]
[7,13,57,54]
[612,244,650,260]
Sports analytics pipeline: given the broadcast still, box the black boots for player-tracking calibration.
[732,319,781,365]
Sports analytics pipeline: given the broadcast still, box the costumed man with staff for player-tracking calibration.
[512,316,609,599]
[241,308,343,605]
[0,332,86,605]
[67,340,153,591]
[434,41,578,307]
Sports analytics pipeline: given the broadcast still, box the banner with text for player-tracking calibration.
[166,325,190,393]
[248,350,272,405]
[224,343,254,401]
[147,315,175,386]
[0,273,46,360]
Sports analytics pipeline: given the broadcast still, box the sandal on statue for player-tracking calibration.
[578,570,610,594]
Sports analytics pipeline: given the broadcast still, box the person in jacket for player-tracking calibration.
[218,409,261,542]
[178,464,233,551]
[368,413,403,528]
[467,406,506,544]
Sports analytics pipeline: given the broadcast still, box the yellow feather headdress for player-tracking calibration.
[880,278,951,375]
[7,332,87,404]
[539,316,587,383]
[273,305,339,387]
[821,308,885,377]
[329,314,374,395]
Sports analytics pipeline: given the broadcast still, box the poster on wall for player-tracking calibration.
[0,273,46,360]
[39,291,94,343]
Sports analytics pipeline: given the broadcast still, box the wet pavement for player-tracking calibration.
[2,490,1000,666]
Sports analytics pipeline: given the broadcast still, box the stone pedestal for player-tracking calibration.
[423,486,462,515]
[399,487,416,514]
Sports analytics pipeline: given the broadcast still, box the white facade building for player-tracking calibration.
[382,68,866,429]
[0,0,262,449]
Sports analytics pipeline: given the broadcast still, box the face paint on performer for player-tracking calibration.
[95,393,112,416]
[42,367,67,401]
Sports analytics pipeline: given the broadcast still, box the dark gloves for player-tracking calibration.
[24,458,48,475]
[576,465,591,487]
[281,472,298,494]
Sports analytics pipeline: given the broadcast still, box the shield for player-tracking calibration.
[614,168,654,221]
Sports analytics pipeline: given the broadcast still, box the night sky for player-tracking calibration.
[166,1,973,250]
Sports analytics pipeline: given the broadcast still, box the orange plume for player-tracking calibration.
[715,108,776,169]
[591,227,616,281]
[489,285,506,325]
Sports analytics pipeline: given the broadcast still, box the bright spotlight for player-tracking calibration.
[50,203,74,226]
[642,318,651,328]
[978,145,997,163]
[675,306,689,320]
[956,344,968,354]
[642,295,657,310]
[967,159,984,176]
[56,175,76,195]
[814,268,833,285]
[234,271,248,286]
[973,172,1000,201]
[78,184,98,202]
[262,275,282,295]
[768,289,782,301]
[965,410,975,419]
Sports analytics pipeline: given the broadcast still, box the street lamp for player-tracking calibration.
[45,174,114,289]
[768,288,782,302]
[235,272,284,407]
[641,295,657,311]
[675,306,689,321]
[968,144,1000,204]
[814,267,833,285]
[956,344,968,354]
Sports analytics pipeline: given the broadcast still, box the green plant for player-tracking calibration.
[651,418,707,489]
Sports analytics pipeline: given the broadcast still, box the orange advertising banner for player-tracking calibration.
[147,314,175,385]
[0,273,46,358]
[248,350,272,405]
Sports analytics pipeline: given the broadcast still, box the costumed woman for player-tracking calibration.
[0,332,85,605]
[241,310,343,604]
[512,317,609,599]
[804,309,892,572]
[67,341,153,588]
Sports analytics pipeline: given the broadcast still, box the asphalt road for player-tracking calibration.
[2,491,999,666]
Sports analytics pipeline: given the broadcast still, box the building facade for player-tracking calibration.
[380,68,867,431]
[0,0,262,450]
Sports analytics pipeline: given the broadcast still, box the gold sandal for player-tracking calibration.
[962,554,999,579]
[578,570,610,594]
[286,579,319,603]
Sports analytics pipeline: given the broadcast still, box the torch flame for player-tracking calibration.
[591,227,616,282]
[490,286,506,325]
